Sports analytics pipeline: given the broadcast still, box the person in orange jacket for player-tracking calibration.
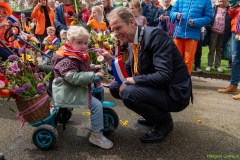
[31,0,55,49]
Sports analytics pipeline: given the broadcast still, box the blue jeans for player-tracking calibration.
[90,84,104,131]
[231,33,240,86]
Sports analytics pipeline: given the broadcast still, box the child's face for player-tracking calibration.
[69,37,89,51]
[92,10,100,20]
[60,33,67,41]
[129,5,139,16]
[0,8,7,21]
[47,30,55,37]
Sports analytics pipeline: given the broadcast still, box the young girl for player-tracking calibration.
[129,0,147,26]
[52,26,113,149]
[88,6,107,31]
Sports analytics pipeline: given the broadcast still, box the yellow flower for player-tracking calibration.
[48,45,53,49]
[70,21,77,26]
[94,44,99,48]
[97,37,102,41]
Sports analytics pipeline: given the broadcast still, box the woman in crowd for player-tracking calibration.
[206,0,231,73]
[100,0,114,27]
[31,0,55,48]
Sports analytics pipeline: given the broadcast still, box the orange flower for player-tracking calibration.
[0,89,11,97]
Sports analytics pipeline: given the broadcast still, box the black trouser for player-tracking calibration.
[194,40,202,69]
[109,81,186,124]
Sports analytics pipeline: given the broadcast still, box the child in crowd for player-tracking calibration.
[88,6,107,31]
[59,29,67,45]
[52,26,113,149]
[129,0,147,26]
[42,26,59,64]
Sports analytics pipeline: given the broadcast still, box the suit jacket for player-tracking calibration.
[125,26,192,106]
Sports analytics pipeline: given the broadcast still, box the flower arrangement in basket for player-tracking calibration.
[0,55,51,126]
[18,32,39,48]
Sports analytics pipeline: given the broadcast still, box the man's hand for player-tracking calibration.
[189,19,194,26]
[97,49,114,62]
[177,13,182,19]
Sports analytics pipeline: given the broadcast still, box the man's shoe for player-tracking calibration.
[138,118,155,126]
[0,153,5,160]
[233,93,240,100]
[218,85,237,94]
[140,121,174,143]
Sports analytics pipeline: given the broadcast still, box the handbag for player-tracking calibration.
[222,39,232,60]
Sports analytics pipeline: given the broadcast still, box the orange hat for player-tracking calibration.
[0,2,12,17]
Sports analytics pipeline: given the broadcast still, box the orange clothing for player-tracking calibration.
[0,22,13,48]
[63,5,75,27]
[155,1,162,8]
[31,6,55,35]
[174,38,198,74]
[228,8,240,32]
[88,19,107,31]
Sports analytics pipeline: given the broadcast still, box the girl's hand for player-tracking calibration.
[163,16,169,20]
[37,3,42,7]
[95,65,102,69]
[95,72,105,79]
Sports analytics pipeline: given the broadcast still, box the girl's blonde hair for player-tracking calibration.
[91,6,104,21]
[46,26,56,33]
[67,26,90,42]
[129,0,142,13]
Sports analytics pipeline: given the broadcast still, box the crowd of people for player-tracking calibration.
[0,0,240,151]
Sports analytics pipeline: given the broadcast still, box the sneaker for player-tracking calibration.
[216,67,223,73]
[0,153,5,160]
[206,66,211,72]
[218,85,238,94]
[89,131,113,149]
[195,67,202,72]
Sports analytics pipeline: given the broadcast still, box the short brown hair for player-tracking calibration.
[107,6,136,25]
[46,26,56,33]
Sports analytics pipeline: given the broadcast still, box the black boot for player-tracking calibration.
[0,153,5,160]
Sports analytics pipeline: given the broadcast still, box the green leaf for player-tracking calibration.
[8,107,16,113]
[42,72,51,85]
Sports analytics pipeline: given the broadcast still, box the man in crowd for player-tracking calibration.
[99,6,192,143]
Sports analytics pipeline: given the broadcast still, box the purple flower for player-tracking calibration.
[22,83,31,91]
[8,55,18,61]
[37,85,46,94]
[15,87,24,95]
[10,62,20,74]
[78,14,82,19]
[18,47,24,54]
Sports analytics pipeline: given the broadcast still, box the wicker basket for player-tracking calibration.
[15,92,50,123]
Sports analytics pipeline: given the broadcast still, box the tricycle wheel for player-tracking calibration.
[102,108,119,134]
[32,124,58,150]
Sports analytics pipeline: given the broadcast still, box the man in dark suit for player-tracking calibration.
[99,6,192,143]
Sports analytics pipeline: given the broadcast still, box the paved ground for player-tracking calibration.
[0,77,240,160]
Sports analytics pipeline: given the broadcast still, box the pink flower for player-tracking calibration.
[33,73,39,79]
[10,62,20,74]
[0,80,5,88]
[37,83,43,88]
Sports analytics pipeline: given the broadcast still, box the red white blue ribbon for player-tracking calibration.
[51,36,59,45]
[113,45,121,56]
[8,13,20,23]
[111,56,129,84]
[44,48,51,55]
